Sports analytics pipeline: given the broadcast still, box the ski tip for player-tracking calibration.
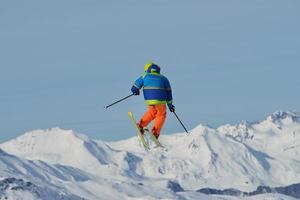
[128,111,132,116]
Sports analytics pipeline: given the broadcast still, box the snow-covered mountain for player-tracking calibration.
[0,111,299,200]
[0,148,89,200]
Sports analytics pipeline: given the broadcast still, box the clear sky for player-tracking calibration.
[1,0,300,142]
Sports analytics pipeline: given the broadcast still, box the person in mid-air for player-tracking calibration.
[131,62,175,139]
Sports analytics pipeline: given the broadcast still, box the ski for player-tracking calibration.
[147,130,164,148]
[128,112,150,150]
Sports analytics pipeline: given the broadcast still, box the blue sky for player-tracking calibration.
[1,0,300,142]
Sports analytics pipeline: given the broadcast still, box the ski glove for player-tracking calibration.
[131,86,140,95]
[168,104,175,112]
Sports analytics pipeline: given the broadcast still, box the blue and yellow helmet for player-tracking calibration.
[144,62,160,73]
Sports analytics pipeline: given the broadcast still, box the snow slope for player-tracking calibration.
[0,111,300,199]
[0,149,88,200]
[0,128,118,173]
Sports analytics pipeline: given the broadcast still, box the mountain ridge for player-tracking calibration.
[0,111,299,199]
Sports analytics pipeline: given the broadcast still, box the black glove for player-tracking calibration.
[131,86,140,95]
[168,104,175,112]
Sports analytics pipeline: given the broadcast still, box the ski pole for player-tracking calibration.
[173,111,189,134]
[105,94,134,109]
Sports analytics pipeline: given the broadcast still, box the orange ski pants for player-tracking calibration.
[139,104,167,136]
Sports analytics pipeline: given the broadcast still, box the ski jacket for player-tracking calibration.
[133,64,173,106]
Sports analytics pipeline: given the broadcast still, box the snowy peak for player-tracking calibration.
[217,111,300,141]
[217,121,254,141]
[0,111,299,199]
[265,110,300,125]
[0,128,117,172]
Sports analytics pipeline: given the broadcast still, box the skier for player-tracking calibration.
[131,62,175,139]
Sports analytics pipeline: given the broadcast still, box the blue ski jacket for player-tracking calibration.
[132,64,173,107]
